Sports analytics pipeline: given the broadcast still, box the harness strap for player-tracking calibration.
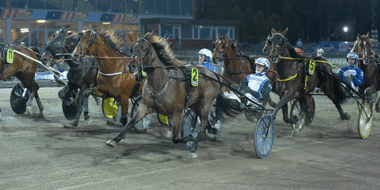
[277,74,297,82]
[146,71,170,99]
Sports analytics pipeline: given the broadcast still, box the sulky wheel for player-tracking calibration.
[358,104,373,139]
[10,83,31,114]
[204,102,223,141]
[290,99,306,136]
[102,97,119,119]
[131,96,152,133]
[253,115,275,158]
[181,109,200,150]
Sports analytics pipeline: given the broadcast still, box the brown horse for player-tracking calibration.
[71,28,144,128]
[265,28,349,133]
[212,33,277,109]
[0,44,45,117]
[103,32,240,154]
[351,32,380,112]
[41,29,99,127]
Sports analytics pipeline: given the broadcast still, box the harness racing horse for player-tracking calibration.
[265,28,349,134]
[71,28,144,129]
[351,33,380,112]
[0,44,45,118]
[41,29,99,127]
[104,32,240,154]
[212,33,277,109]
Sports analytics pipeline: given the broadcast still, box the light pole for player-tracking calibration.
[343,26,349,41]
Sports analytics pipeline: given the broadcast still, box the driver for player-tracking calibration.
[239,57,272,108]
[316,48,324,57]
[198,48,215,72]
[336,52,364,91]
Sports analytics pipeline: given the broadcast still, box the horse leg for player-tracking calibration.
[67,89,85,127]
[272,90,299,124]
[106,102,151,147]
[34,91,44,118]
[83,96,91,121]
[266,95,277,108]
[171,112,188,144]
[375,91,380,113]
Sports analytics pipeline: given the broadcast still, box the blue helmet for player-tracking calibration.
[255,57,270,73]
[347,52,359,64]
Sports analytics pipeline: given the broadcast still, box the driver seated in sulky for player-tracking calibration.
[225,57,272,110]
[198,48,215,72]
[239,57,272,109]
[336,52,364,92]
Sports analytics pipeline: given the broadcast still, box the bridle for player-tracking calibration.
[353,38,370,64]
[76,29,100,59]
[213,39,252,75]
[268,33,288,58]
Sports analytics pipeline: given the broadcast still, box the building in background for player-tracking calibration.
[0,0,238,51]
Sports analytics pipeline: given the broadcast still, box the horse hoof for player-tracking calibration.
[189,152,198,158]
[63,123,77,128]
[84,115,91,121]
[106,120,120,126]
[341,113,351,120]
[85,119,93,125]
[292,128,300,137]
[165,130,172,138]
[106,140,117,147]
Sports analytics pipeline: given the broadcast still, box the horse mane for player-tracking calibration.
[143,32,181,66]
[230,42,245,56]
[99,30,131,56]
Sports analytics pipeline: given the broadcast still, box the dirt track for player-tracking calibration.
[1,87,380,189]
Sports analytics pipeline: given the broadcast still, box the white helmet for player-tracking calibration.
[255,57,270,73]
[198,48,213,60]
[317,48,324,54]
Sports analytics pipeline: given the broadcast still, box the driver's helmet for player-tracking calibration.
[198,48,213,62]
[255,57,270,73]
[317,48,324,54]
[346,52,359,65]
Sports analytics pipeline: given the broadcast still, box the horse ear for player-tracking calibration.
[271,28,276,35]
[366,32,370,38]
[281,27,289,36]
[87,25,93,29]
[217,33,220,38]
[224,33,229,39]
[95,27,101,32]
[233,40,238,47]
[357,33,361,39]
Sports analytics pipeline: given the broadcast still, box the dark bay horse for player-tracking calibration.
[71,28,144,128]
[41,29,99,127]
[265,28,349,132]
[212,33,277,108]
[103,32,240,154]
[0,44,45,117]
[351,33,380,112]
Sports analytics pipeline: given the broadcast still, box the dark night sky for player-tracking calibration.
[196,0,378,44]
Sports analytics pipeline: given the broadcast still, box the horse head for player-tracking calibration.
[128,33,156,79]
[212,33,229,64]
[352,32,372,65]
[71,28,102,63]
[267,28,289,64]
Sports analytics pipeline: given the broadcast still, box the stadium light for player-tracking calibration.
[343,26,349,33]
[37,20,46,23]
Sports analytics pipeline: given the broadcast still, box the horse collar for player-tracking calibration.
[146,71,170,99]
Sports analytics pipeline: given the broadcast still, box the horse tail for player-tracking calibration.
[215,92,240,121]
